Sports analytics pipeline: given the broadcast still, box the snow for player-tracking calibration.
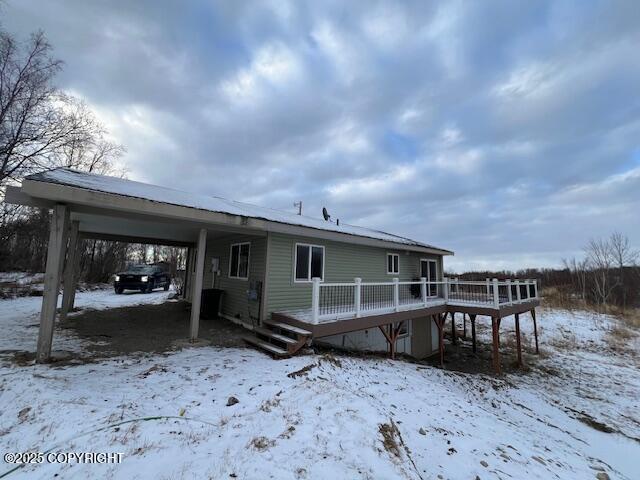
[1,291,639,479]
[26,168,449,252]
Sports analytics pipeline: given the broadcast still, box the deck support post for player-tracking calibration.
[451,312,457,345]
[531,308,539,354]
[190,228,207,341]
[36,204,70,363]
[470,314,477,353]
[60,220,80,321]
[491,316,501,374]
[515,313,523,367]
[378,321,405,360]
[462,313,467,339]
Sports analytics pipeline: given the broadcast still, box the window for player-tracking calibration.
[229,242,250,279]
[294,243,324,282]
[386,253,399,274]
[397,321,410,337]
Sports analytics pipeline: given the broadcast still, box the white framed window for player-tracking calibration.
[397,320,410,338]
[386,253,399,275]
[229,242,250,280]
[294,243,324,282]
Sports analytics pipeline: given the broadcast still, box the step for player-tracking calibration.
[243,335,289,357]
[254,327,297,345]
[263,319,312,337]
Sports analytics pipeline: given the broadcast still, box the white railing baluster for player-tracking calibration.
[393,278,399,312]
[312,277,320,323]
[308,277,537,324]
[443,277,449,302]
[354,277,361,318]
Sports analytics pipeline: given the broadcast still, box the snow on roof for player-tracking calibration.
[27,168,452,253]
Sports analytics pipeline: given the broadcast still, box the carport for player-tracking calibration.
[6,169,270,363]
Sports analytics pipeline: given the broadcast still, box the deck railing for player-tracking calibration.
[310,277,538,323]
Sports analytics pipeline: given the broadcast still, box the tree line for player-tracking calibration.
[451,232,639,310]
[0,28,185,282]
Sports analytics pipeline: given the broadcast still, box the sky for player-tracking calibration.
[3,0,639,272]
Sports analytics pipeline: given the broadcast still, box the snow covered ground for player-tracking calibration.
[0,290,638,479]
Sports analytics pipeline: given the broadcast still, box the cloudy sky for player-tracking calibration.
[4,0,639,272]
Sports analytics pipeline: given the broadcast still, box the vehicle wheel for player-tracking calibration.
[163,282,170,291]
[115,287,124,294]
[145,281,154,293]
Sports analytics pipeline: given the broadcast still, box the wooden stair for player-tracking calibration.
[243,318,312,358]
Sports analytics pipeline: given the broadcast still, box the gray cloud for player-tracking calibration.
[4,0,639,271]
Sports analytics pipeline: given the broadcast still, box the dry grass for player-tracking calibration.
[378,422,402,458]
[541,287,640,329]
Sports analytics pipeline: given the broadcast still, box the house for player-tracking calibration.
[6,168,540,372]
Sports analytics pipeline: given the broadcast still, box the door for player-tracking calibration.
[420,259,438,297]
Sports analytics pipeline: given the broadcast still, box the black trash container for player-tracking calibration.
[201,289,224,319]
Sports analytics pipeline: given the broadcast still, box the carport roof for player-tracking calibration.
[21,168,454,255]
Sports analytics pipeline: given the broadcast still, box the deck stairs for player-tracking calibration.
[243,315,312,358]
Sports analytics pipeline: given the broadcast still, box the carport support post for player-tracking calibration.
[60,220,80,321]
[190,228,207,341]
[36,204,70,363]
[184,247,193,300]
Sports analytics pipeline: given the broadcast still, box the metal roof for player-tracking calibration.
[26,168,453,254]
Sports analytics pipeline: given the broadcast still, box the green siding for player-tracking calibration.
[266,232,443,315]
[204,234,266,323]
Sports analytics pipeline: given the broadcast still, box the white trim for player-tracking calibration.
[420,258,438,297]
[293,242,325,283]
[386,253,399,275]
[260,232,271,322]
[229,241,251,280]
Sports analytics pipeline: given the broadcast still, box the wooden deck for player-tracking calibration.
[275,299,540,338]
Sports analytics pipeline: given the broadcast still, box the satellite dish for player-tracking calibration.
[322,207,331,221]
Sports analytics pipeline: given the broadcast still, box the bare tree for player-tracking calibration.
[50,99,126,175]
[584,238,618,306]
[2,32,71,184]
[609,232,639,308]
[0,29,126,275]
[563,256,588,301]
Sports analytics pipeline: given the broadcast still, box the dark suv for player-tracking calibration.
[114,265,171,294]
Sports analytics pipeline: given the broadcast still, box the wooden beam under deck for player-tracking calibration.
[273,300,540,375]
[274,299,540,339]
